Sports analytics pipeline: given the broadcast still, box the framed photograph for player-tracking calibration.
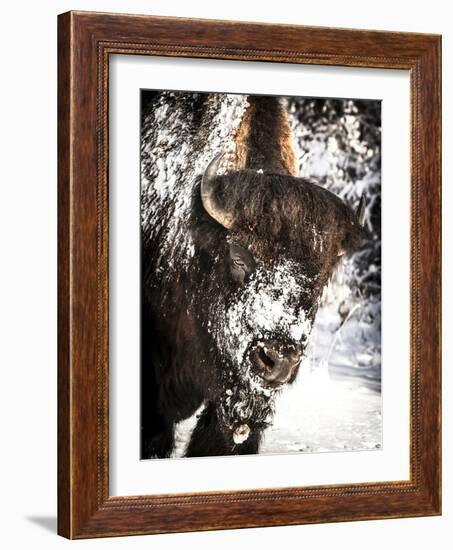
[58,11,441,538]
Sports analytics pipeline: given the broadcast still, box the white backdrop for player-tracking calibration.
[110,57,410,495]
[0,0,450,548]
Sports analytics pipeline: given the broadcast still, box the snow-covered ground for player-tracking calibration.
[172,298,382,458]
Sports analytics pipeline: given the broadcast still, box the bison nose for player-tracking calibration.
[251,341,302,387]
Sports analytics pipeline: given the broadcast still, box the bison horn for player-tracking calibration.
[356,194,366,227]
[201,153,235,229]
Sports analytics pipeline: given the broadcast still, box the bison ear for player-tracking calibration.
[201,154,235,229]
[338,195,368,257]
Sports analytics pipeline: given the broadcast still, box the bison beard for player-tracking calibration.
[141,94,367,458]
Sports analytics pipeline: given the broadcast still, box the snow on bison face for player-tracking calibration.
[189,155,367,443]
[210,251,316,443]
[212,249,313,387]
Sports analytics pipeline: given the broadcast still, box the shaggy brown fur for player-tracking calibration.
[232,96,297,175]
[194,169,364,295]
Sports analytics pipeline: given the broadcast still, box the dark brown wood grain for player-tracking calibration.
[57,11,71,538]
[57,10,442,539]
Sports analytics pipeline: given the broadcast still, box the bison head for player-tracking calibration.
[189,154,367,445]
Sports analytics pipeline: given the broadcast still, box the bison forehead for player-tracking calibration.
[214,171,356,257]
[238,261,310,328]
[210,259,314,367]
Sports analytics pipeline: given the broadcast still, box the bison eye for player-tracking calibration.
[228,242,255,285]
[232,258,246,269]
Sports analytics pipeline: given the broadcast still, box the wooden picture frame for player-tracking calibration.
[58,10,441,539]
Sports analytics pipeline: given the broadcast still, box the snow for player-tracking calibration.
[210,259,314,367]
[261,375,381,455]
[141,93,249,276]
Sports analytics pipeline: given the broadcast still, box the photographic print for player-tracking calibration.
[140,91,381,459]
[58,13,441,536]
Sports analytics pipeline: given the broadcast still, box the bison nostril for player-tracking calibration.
[252,341,302,386]
[257,348,275,369]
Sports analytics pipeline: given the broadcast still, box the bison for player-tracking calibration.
[141,94,367,458]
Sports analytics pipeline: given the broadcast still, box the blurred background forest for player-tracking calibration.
[289,97,381,309]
